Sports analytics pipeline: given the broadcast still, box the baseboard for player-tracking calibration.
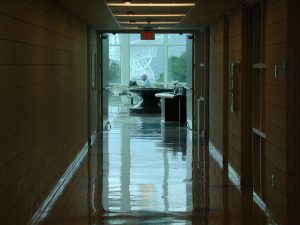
[28,132,97,225]
[208,141,279,225]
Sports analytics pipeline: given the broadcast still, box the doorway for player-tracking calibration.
[99,31,196,213]
[100,32,193,122]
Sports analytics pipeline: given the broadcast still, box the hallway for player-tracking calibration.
[38,112,272,225]
[1,1,300,225]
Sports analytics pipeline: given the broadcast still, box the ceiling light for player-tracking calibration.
[157,27,175,30]
[127,11,135,16]
[122,26,140,29]
[122,0,132,4]
[107,3,195,7]
[120,21,178,25]
[114,13,186,17]
[129,19,136,24]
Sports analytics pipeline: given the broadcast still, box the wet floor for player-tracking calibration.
[40,111,277,225]
[103,115,191,213]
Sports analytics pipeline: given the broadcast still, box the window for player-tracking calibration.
[108,33,189,86]
[108,34,121,83]
[168,46,186,82]
[130,46,164,82]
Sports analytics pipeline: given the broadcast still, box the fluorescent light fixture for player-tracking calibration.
[129,19,136,24]
[107,3,195,7]
[122,26,141,29]
[126,11,135,16]
[157,27,175,30]
[117,25,175,30]
[114,13,186,17]
[120,21,178,25]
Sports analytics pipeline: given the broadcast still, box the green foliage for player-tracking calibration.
[168,51,186,82]
[156,73,164,82]
[109,61,121,83]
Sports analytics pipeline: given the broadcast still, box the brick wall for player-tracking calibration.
[0,0,92,224]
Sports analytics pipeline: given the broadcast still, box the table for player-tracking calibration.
[128,87,173,114]
[155,92,186,124]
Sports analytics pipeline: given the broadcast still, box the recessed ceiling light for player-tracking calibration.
[122,0,132,4]
[120,21,178,25]
[129,19,136,24]
[121,26,141,30]
[157,27,175,29]
[114,13,186,17]
[107,3,195,7]
[126,11,135,16]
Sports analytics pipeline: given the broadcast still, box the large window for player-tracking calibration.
[108,33,188,86]
[108,34,121,83]
[168,46,186,82]
[130,46,164,82]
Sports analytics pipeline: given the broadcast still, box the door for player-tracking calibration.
[197,29,210,142]
[100,33,110,129]
[100,33,110,211]
[185,34,194,129]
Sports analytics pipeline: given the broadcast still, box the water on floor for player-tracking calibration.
[40,111,276,225]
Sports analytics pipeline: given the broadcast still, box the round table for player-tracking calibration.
[128,87,173,114]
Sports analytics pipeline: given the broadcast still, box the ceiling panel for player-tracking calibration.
[105,0,197,30]
[180,0,242,28]
[56,0,119,29]
[57,0,244,31]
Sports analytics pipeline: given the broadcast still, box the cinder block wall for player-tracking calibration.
[209,18,225,153]
[0,0,94,224]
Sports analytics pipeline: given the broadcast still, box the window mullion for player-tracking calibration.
[164,34,168,87]
[121,34,130,85]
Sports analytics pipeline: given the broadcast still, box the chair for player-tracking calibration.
[118,91,131,113]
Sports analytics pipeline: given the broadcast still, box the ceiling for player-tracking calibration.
[57,0,243,32]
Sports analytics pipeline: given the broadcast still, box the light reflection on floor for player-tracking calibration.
[40,111,276,225]
[103,115,192,213]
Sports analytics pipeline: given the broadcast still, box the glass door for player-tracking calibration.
[101,33,110,129]
[185,34,194,129]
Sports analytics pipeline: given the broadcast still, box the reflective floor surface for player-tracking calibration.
[40,111,277,225]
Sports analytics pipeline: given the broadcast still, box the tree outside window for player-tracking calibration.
[108,33,188,86]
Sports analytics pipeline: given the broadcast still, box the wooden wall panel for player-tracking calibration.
[0,0,96,224]
[209,19,225,152]
[265,0,289,223]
